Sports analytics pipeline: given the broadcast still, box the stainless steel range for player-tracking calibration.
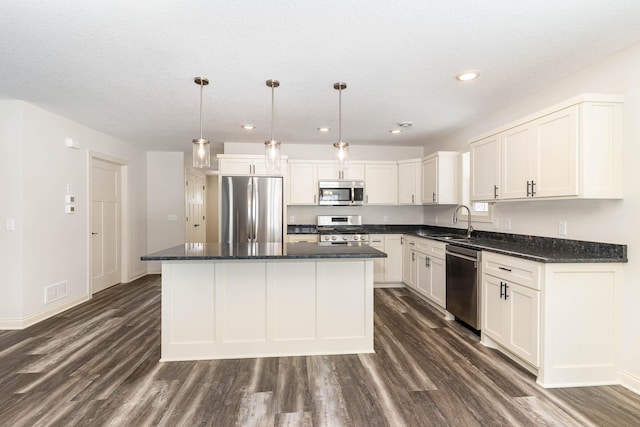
[317,215,369,244]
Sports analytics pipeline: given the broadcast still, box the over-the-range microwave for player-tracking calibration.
[317,180,365,206]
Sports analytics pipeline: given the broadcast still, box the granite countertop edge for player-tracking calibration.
[287,224,627,264]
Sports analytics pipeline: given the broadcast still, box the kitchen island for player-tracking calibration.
[141,242,386,362]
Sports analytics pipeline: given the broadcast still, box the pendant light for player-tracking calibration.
[333,82,349,172]
[264,79,282,172]
[192,76,210,168]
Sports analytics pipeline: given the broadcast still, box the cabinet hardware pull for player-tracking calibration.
[531,180,536,196]
[498,266,512,272]
[500,281,504,298]
[92,232,98,235]
[504,283,509,299]
[401,236,404,245]
[366,195,369,203]
[313,194,316,204]
[412,252,415,261]
[409,242,415,246]
[526,180,531,196]
[412,194,415,204]
[432,192,436,202]
[494,185,498,199]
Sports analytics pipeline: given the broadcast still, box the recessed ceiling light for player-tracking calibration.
[397,121,413,128]
[241,124,256,130]
[317,127,330,132]
[455,70,480,81]
[389,129,402,134]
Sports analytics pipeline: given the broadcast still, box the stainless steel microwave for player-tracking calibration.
[318,180,365,206]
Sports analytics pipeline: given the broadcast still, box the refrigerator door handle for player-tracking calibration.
[246,178,253,241]
[252,177,259,242]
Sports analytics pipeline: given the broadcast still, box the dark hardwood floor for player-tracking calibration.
[1,274,639,426]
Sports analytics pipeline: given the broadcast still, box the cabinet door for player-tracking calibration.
[533,105,578,198]
[345,163,365,180]
[501,124,533,199]
[370,236,385,283]
[317,163,338,180]
[421,157,437,203]
[402,238,414,286]
[429,255,446,308]
[384,235,403,282]
[219,158,254,175]
[481,274,506,343]
[505,282,540,367]
[365,163,398,205]
[398,162,419,205]
[415,252,430,297]
[289,162,318,205]
[471,134,501,201]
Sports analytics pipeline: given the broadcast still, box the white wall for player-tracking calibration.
[427,42,640,391]
[146,151,186,273]
[0,101,148,328]
[0,102,24,321]
[224,142,423,161]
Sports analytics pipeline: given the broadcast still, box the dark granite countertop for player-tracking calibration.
[287,224,627,263]
[141,242,387,261]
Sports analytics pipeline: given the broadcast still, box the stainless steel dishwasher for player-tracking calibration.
[446,244,481,330]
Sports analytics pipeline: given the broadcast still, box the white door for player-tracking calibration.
[91,158,121,293]
[186,173,206,243]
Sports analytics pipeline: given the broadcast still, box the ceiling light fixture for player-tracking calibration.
[455,70,480,81]
[333,82,349,172]
[317,127,330,132]
[389,129,402,134]
[264,79,282,172]
[192,76,210,168]
[397,121,413,128]
[242,124,256,130]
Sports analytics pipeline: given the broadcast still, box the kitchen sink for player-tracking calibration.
[433,235,470,241]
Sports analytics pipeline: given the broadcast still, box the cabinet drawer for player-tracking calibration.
[427,240,447,258]
[413,237,430,254]
[482,251,541,290]
[287,234,318,243]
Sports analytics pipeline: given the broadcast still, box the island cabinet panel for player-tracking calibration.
[269,261,317,341]
[160,258,374,361]
[216,261,267,343]
[165,262,215,344]
[317,261,370,339]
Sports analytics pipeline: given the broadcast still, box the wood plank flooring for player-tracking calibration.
[1,274,639,426]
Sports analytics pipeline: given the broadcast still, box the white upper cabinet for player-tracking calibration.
[364,162,397,205]
[470,94,624,201]
[398,159,422,205]
[421,151,459,205]
[470,134,501,201]
[288,161,318,205]
[218,155,287,176]
[317,162,365,180]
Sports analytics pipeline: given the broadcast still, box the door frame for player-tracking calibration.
[88,151,129,297]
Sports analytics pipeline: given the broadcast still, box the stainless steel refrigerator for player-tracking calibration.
[220,176,283,244]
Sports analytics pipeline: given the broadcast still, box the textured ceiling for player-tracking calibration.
[2,0,640,159]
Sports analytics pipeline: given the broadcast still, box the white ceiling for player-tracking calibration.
[2,0,640,159]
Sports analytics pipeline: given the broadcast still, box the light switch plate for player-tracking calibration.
[558,220,568,235]
[6,218,15,231]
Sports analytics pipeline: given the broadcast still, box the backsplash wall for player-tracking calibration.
[287,205,424,225]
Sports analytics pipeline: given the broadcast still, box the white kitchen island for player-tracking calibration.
[141,242,386,361]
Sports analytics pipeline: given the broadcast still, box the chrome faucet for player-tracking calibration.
[453,205,474,239]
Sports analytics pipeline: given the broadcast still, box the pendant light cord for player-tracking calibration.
[338,85,342,143]
[271,84,275,142]
[199,81,204,139]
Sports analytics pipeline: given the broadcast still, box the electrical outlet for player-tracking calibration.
[492,219,499,229]
[558,220,568,235]
[383,215,388,223]
[434,216,438,224]
[6,218,15,231]
[504,219,512,230]
[289,215,295,223]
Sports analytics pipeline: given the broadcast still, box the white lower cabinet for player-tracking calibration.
[481,251,623,388]
[371,234,403,284]
[401,236,446,309]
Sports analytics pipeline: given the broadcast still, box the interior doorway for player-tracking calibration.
[185,170,206,243]
[90,155,126,294]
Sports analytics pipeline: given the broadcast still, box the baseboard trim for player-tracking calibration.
[126,271,148,283]
[0,294,91,330]
[620,370,640,395]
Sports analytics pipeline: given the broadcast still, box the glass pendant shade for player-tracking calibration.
[265,140,281,172]
[333,82,349,172]
[334,141,349,171]
[193,138,211,168]
[192,76,210,168]
[264,79,282,172]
